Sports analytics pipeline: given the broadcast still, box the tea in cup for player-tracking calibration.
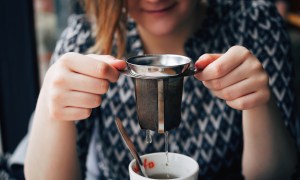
[129,152,199,180]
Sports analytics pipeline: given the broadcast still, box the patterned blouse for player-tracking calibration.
[50,1,296,179]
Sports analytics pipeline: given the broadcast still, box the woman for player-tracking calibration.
[25,0,298,179]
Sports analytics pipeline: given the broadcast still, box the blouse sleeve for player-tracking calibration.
[49,14,96,178]
[238,1,297,137]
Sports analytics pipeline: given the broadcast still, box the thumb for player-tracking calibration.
[107,59,127,70]
[195,54,222,70]
[87,54,127,70]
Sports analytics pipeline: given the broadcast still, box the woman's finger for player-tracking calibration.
[86,54,127,70]
[56,107,93,121]
[50,89,102,109]
[225,89,270,110]
[64,91,102,109]
[202,58,255,90]
[195,54,222,69]
[66,72,110,94]
[211,77,259,101]
[195,46,252,81]
[59,52,125,82]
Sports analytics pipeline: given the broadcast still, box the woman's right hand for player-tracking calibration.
[25,52,126,179]
[41,52,126,121]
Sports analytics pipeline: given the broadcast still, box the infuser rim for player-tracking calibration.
[126,54,192,68]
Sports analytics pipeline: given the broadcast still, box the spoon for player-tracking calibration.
[115,117,148,177]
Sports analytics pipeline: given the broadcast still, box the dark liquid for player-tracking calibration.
[149,173,178,179]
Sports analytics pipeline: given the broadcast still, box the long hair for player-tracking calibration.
[84,0,127,58]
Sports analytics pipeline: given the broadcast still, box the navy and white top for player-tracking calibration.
[50,1,296,179]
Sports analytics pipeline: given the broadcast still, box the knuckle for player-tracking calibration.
[240,98,259,110]
[96,62,109,77]
[211,79,222,90]
[50,90,63,104]
[229,45,240,51]
[100,80,110,93]
[52,75,67,88]
[229,98,249,110]
[259,73,269,85]
[237,99,248,110]
[59,52,76,65]
[230,46,251,59]
[111,72,120,83]
[214,63,224,77]
[61,52,77,60]
[93,96,102,107]
[231,45,248,53]
[81,109,92,119]
[49,106,63,120]
[251,61,263,72]
[232,45,242,49]
[222,89,233,100]
[105,55,115,60]
[48,67,68,88]
[241,48,252,59]
[86,54,96,59]
[229,45,245,52]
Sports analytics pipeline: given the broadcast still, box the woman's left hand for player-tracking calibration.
[194,45,271,110]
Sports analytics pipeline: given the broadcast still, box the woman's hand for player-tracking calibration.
[25,52,126,179]
[42,52,126,121]
[194,45,271,110]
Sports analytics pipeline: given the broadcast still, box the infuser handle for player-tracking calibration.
[182,67,201,77]
[119,68,135,77]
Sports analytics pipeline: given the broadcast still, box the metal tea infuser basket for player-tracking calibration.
[121,54,197,133]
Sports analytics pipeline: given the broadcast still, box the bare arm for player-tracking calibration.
[24,53,126,179]
[25,90,81,180]
[242,96,297,179]
[195,46,297,178]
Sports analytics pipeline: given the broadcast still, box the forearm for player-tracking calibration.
[242,96,297,179]
[24,92,81,180]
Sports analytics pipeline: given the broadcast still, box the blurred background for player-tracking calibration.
[0,0,80,154]
[0,0,299,155]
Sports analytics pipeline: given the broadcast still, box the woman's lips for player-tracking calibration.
[143,2,177,14]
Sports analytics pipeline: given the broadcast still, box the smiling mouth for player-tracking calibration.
[143,2,178,13]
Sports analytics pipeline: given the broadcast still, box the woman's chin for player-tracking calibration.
[141,24,179,37]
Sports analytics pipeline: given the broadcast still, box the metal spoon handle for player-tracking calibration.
[115,117,148,177]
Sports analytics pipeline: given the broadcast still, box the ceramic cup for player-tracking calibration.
[129,152,199,180]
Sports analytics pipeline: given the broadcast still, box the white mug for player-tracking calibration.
[129,152,199,180]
